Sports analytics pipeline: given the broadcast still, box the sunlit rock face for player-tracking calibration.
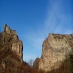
[39,33,73,71]
[1,24,23,62]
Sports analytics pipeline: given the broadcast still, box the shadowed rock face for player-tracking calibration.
[39,33,73,71]
[2,24,23,62]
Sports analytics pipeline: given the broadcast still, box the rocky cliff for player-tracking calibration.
[39,33,73,71]
[2,24,23,62]
[0,24,23,73]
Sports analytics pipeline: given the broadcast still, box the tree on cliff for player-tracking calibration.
[28,59,34,67]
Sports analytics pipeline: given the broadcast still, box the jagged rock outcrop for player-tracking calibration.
[1,24,23,62]
[39,33,73,71]
[0,24,23,73]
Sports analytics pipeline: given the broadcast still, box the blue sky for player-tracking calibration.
[0,0,73,62]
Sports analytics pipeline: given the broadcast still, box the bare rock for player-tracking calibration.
[0,24,25,73]
[39,33,73,71]
[0,24,23,62]
[33,58,40,69]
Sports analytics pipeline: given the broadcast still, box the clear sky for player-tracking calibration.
[0,0,73,62]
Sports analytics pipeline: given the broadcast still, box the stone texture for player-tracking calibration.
[33,58,40,69]
[39,33,73,71]
[1,24,23,62]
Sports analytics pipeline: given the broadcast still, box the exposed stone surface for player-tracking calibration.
[33,58,40,69]
[3,24,23,62]
[0,24,24,73]
[39,33,73,71]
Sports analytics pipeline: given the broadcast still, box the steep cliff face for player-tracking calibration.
[1,24,23,62]
[0,24,23,73]
[39,33,73,71]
